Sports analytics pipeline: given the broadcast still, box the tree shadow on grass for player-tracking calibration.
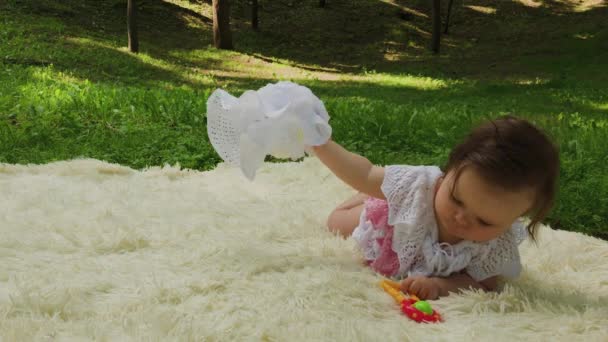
[5,0,607,83]
[372,0,608,77]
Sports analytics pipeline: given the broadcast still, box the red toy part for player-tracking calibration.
[401,299,442,323]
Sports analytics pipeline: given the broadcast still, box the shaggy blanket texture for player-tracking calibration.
[0,158,607,341]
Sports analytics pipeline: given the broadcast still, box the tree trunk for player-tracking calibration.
[127,0,139,53]
[251,0,258,30]
[319,0,326,8]
[444,0,454,34]
[213,0,233,49]
[431,0,440,54]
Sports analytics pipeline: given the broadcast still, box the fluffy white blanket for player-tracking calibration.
[0,158,606,341]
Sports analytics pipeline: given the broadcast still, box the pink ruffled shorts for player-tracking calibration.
[359,197,400,277]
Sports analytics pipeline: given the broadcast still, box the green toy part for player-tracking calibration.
[413,300,433,315]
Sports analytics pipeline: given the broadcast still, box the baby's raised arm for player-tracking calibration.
[313,140,385,199]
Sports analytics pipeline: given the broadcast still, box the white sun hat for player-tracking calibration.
[206,81,332,180]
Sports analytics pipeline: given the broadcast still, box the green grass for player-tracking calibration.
[0,0,607,238]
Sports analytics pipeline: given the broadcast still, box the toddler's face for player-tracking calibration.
[433,166,535,243]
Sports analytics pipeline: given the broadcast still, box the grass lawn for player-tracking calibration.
[0,0,607,238]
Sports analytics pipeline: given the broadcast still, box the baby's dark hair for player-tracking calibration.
[443,115,559,240]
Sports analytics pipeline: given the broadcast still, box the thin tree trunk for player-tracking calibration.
[213,0,233,49]
[431,0,440,54]
[127,0,139,53]
[319,0,326,8]
[251,0,258,30]
[444,0,454,34]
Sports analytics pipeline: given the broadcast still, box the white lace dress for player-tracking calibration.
[352,165,527,281]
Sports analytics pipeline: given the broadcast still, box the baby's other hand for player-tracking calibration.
[400,276,441,300]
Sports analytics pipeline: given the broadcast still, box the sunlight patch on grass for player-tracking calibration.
[379,0,429,19]
[244,53,341,73]
[65,37,180,75]
[128,51,179,75]
[513,77,550,85]
[590,102,608,111]
[168,49,227,66]
[401,22,431,38]
[28,67,82,85]
[181,14,206,29]
[171,49,349,82]
[382,40,411,61]
[363,73,450,90]
[65,37,123,51]
[516,0,544,8]
[465,5,497,14]
[568,0,607,12]
[199,65,343,83]
[573,33,596,40]
[526,0,607,12]
[407,41,423,49]
[162,0,213,18]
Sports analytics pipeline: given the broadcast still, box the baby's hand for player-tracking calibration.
[400,276,441,300]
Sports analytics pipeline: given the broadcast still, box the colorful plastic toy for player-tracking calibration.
[380,279,442,323]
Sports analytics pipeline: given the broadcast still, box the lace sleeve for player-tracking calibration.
[380,165,437,226]
[465,222,527,281]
